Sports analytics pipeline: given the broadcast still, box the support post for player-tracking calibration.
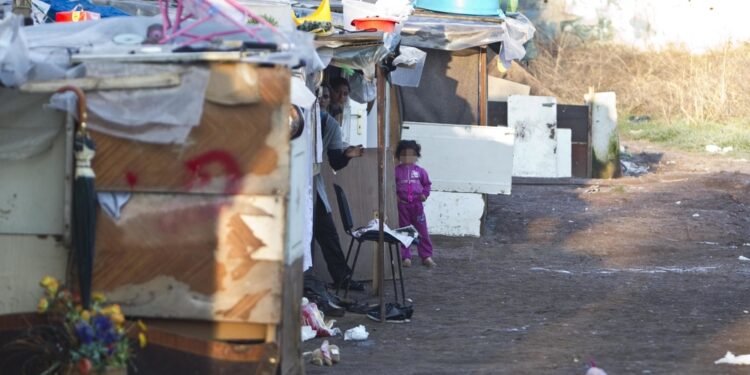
[479,46,488,126]
[376,65,386,322]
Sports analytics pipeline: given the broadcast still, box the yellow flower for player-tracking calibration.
[137,320,148,332]
[111,312,125,327]
[102,304,122,316]
[92,292,106,303]
[37,297,49,313]
[138,332,147,348]
[80,310,91,322]
[39,276,59,296]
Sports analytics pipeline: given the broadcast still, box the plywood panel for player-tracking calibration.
[313,151,398,282]
[508,95,558,178]
[93,194,285,324]
[424,192,485,237]
[91,66,290,196]
[401,122,515,195]
[0,236,68,314]
[0,105,69,235]
[556,129,572,178]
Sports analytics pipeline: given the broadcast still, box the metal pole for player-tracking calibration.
[376,65,386,323]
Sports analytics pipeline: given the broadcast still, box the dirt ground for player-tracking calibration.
[304,140,750,374]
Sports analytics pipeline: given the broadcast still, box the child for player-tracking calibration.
[395,140,436,268]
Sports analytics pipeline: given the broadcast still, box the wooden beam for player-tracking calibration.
[376,65,386,322]
[19,73,181,93]
[479,46,488,126]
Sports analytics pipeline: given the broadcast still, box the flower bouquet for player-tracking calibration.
[4,276,147,375]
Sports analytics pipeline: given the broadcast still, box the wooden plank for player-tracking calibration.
[91,66,290,195]
[571,143,590,178]
[18,73,181,93]
[278,258,303,375]
[558,104,590,143]
[313,151,398,282]
[479,46,488,126]
[72,51,247,63]
[142,318,268,341]
[93,194,285,324]
[402,122,515,194]
[0,236,68,315]
[132,339,278,375]
[508,96,558,178]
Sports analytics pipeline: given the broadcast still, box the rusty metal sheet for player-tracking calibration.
[91,66,291,196]
[93,194,285,324]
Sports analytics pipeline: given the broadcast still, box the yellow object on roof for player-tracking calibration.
[291,0,332,26]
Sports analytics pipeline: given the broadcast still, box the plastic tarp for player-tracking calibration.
[2,14,323,86]
[400,13,535,66]
[0,88,64,160]
[48,62,210,144]
[39,0,129,20]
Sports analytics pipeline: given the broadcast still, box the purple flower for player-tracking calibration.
[75,323,94,344]
[92,315,118,345]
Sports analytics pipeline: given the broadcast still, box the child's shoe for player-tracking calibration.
[403,258,412,267]
[422,257,436,268]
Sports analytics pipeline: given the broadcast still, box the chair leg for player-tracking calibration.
[344,237,355,265]
[337,239,358,296]
[343,241,364,299]
[396,249,406,306]
[388,244,398,304]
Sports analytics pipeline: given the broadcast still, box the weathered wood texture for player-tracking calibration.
[313,150,399,282]
[279,257,303,375]
[488,101,592,178]
[130,325,279,375]
[93,194,284,324]
[91,66,291,196]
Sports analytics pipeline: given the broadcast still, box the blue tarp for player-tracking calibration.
[40,0,129,20]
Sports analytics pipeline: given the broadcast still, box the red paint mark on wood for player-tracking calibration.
[125,171,138,189]
[185,150,242,194]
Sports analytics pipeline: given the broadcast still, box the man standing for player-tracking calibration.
[313,86,365,290]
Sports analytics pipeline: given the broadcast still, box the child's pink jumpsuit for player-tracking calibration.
[395,164,434,260]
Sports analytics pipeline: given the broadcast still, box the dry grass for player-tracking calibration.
[527,33,750,124]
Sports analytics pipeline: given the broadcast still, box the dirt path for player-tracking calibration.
[305,141,750,374]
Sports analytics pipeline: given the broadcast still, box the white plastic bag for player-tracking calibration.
[344,325,370,341]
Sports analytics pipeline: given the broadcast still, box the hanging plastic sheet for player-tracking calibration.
[400,13,535,66]
[48,62,209,144]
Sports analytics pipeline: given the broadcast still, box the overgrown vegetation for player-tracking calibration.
[526,33,750,153]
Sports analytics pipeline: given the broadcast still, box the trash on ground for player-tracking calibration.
[675,201,682,205]
[621,160,649,176]
[715,351,750,365]
[628,115,651,124]
[301,325,317,342]
[344,325,370,341]
[586,361,608,375]
[739,256,750,261]
[302,297,341,337]
[706,145,734,154]
[310,340,339,366]
[693,213,700,218]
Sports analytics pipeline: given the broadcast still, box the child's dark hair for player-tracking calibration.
[395,140,421,158]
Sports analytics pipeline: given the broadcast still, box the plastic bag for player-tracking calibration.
[301,298,341,337]
[344,325,369,341]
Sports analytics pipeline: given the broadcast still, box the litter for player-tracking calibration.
[706,145,734,154]
[301,298,341,337]
[620,160,649,176]
[310,340,340,366]
[344,325,369,341]
[715,351,750,365]
[675,201,682,205]
[692,213,700,218]
[301,325,317,342]
[586,361,607,375]
[739,256,750,261]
